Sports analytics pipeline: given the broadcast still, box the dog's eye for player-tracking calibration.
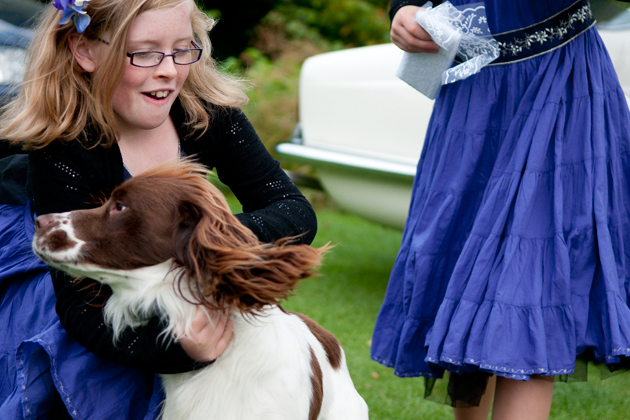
[112,202,127,212]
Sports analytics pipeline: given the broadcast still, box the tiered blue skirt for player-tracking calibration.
[371,27,630,381]
[0,199,163,419]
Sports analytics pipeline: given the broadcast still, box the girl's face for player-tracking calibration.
[111,4,193,136]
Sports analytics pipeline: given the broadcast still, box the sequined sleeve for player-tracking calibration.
[200,108,317,245]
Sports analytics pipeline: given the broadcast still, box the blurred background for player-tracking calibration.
[2,1,630,418]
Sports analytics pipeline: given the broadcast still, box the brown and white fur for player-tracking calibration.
[32,161,368,420]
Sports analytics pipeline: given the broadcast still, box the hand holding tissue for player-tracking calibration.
[396,2,500,99]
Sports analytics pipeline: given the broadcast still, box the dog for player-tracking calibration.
[32,161,369,420]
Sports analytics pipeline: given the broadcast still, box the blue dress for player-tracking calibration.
[372,0,630,381]
[0,156,162,419]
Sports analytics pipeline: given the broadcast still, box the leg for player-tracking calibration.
[453,374,496,420]
[491,375,554,420]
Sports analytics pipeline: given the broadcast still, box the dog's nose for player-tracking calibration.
[34,214,57,231]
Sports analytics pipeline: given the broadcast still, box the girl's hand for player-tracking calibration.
[391,6,440,54]
[178,308,234,362]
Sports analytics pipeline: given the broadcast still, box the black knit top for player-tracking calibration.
[28,101,317,373]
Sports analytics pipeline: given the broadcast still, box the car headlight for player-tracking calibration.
[0,45,27,85]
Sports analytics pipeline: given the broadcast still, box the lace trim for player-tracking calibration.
[426,356,574,379]
[375,349,630,379]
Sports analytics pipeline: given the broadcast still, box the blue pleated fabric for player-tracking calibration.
[0,201,164,419]
[371,0,630,380]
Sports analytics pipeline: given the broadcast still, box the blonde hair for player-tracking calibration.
[0,0,248,149]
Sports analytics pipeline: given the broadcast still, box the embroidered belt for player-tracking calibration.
[456,0,595,66]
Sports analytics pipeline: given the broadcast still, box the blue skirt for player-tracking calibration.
[0,200,163,419]
[371,27,630,380]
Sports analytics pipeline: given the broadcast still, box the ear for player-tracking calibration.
[174,193,327,312]
[216,241,326,312]
[68,34,99,73]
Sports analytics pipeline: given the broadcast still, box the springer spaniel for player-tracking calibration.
[32,161,369,420]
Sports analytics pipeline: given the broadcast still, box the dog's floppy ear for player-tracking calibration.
[208,237,326,312]
[174,176,325,312]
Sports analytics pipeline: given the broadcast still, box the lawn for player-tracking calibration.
[232,197,630,420]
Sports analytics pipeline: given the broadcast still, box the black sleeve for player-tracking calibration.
[389,0,443,21]
[28,141,115,214]
[195,109,318,245]
[29,143,204,373]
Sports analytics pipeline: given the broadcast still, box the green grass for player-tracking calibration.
[225,193,630,419]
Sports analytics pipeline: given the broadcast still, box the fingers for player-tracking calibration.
[203,310,233,361]
[209,314,234,360]
[178,307,234,362]
[391,5,440,54]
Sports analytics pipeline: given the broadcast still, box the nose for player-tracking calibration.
[34,214,58,231]
[155,56,178,79]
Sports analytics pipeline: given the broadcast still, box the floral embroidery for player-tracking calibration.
[496,4,593,57]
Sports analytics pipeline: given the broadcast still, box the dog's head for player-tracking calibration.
[33,161,323,312]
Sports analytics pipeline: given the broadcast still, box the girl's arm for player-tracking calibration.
[390,1,441,53]
[187,108,318,246]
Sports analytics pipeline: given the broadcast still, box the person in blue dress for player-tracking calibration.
[0,0,317,418]
[372,0,630,419]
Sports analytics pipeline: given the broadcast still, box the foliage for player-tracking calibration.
[207,0,393,149]
[604,0,630,9]
[203,0,390,60]
[240,47,303,151]
[200,0,279,60]
[274,0,391,47]
[223,22,332,153]
[206,1,391,151]
[218,0,391,152]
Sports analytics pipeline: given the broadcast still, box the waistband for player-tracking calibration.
[493,0,595,65]
[456,0,596,66]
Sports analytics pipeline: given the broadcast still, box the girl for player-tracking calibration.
[0,0,317,418]
[371,1,630,419]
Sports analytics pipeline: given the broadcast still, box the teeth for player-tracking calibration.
[149,91,169,98]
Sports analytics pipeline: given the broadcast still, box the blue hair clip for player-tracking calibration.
[52,0,91,34]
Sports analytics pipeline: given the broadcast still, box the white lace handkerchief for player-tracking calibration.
[396,1,499,99]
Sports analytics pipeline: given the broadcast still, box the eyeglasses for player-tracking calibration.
[97,39,203,68]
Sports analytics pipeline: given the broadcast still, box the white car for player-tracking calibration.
[277,4,630,229]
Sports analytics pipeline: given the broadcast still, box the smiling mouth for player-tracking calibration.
[145,90,170,99]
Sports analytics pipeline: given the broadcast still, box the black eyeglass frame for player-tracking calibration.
[97,38,203,68]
